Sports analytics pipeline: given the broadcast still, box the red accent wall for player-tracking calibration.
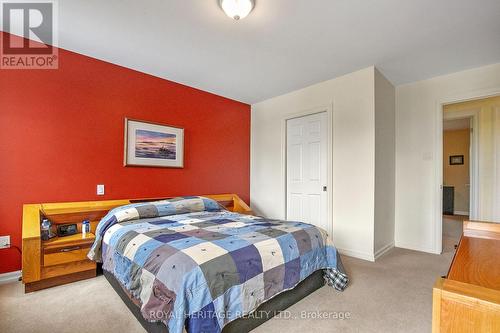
[0,32,250,274]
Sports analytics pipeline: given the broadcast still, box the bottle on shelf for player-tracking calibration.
[82,220,90,237]
[41,219,56,240]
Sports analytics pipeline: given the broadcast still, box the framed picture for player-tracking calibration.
[449,155,464,165]
[124,118,184,168]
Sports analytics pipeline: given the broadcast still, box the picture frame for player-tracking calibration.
[449,155,464,165]
[124,118,184,168]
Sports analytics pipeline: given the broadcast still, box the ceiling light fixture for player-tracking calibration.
[220,0,255,21]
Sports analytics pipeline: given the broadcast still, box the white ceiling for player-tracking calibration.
[29,1,500,103]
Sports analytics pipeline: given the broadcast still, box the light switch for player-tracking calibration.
[97,184,105,195]
[0,235,10,249]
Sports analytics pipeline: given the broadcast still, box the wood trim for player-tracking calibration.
[43,246,92,267]
[203,194,252,214]
[130,194,251,213]
[21,237,40,283]
[433,278,500,333]
[25,269,96,293]
[41,199,130,215]
[464,220,500,232]
[22,204,42,239]
[41,260,96,280]
[43,211,109,225]
[438,279,500,332]
[432,278,443,333]
[432,219,500,332]
[37,194,250,215]
[42,233,95,249]
[22,204,42,283]
[445,232,464,278]
[447,236,500,290]
[463,229,500,241]
[43,243,91,255]
[442,279,500,305]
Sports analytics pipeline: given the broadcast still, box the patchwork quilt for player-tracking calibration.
[88,196,348,333]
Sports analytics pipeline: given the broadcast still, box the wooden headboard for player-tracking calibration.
[21,194,251,285]
[23,193,251,235]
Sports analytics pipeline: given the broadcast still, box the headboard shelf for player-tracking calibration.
[21,194,252,292]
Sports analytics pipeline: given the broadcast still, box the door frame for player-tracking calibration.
[434,89,500,253]
[281,104,334,237]
[442,109,479,218]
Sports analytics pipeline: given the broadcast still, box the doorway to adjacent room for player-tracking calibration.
[442,117,472,252]
[440,95,500,252]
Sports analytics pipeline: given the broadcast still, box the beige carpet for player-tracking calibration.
[442,215,465,253]
[0,248,453,333]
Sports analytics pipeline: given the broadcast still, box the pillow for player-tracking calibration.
[88,196,224,262]
[108,196,221,223]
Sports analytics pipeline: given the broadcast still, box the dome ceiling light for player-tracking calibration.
[220,0,255,21]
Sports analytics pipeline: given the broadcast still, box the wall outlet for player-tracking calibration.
[0,235,10,249]
[97,184,105,196]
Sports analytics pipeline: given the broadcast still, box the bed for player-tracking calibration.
[88,196,348,333]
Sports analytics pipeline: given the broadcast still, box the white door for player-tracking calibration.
[286,112,329,234]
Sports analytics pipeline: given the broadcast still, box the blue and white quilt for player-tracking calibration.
[88,196,348,333]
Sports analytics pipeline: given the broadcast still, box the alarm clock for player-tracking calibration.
[57,223,78,237]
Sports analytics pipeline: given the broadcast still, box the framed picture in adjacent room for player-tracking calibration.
[124,118,184,168]
[449,155,464,165]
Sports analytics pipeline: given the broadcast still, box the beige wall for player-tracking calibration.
[374,68,396,256]
[251,66,396,261]
[443,129,470,214]
[395,62,500,254]
[251,67,376,261]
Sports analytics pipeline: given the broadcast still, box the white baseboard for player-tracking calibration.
[337,247,375,262]
[0,270,21,284]
[395,241,438,254]
[374,242,394,260]
[454,211,469,216]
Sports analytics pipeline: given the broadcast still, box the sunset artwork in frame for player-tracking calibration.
[124,118,184,168]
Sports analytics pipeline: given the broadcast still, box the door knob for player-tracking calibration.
[323,186,327,192]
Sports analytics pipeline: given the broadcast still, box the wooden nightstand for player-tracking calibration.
[22,204,99,293]
[39,233,97,287]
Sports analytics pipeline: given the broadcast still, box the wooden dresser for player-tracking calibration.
[432,220,500,332]
[22,194,252,292]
